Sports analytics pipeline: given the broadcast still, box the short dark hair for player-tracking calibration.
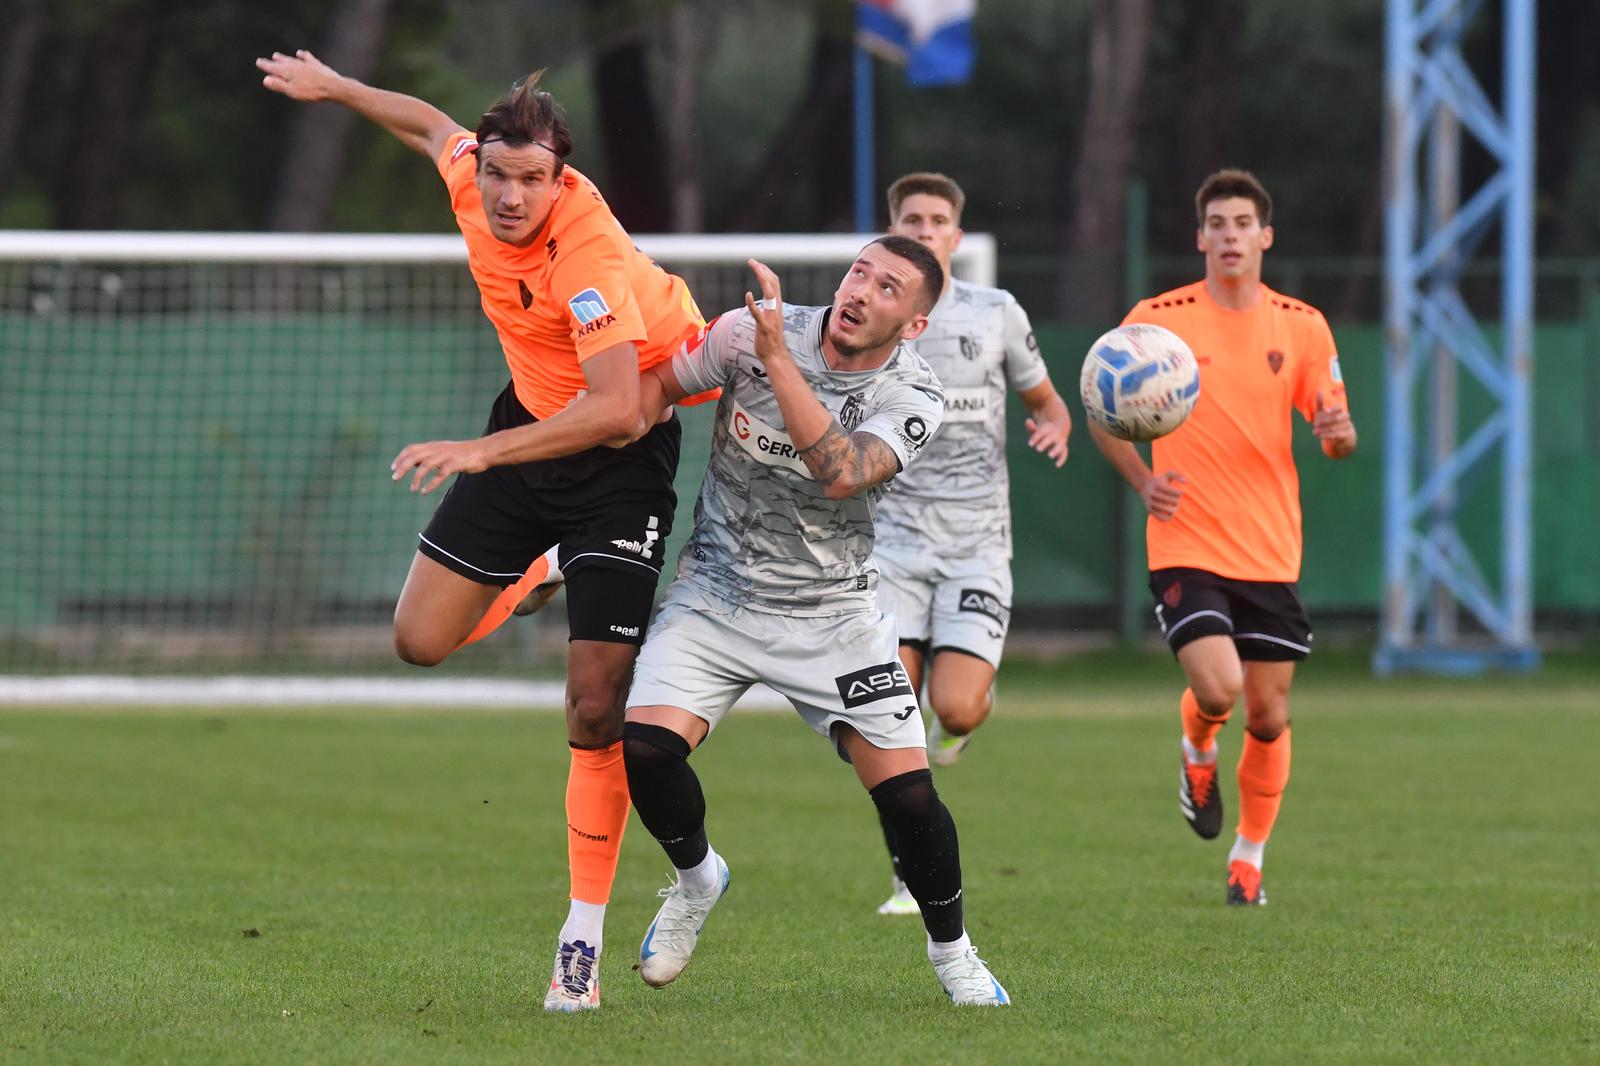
[887,172,966,224]
[1194,168,1273,228]
[870,235,945,314]
[476,70,573,173]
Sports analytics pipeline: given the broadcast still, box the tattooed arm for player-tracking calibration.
[742,259,904,499]
[796,424,903,499]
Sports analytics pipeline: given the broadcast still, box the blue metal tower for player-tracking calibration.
[1376,0,1539,675]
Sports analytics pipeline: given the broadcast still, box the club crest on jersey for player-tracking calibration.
[568,288,612,324]
[958,589,1010,627]
[1267,350,1284,374]
[835,661,915,709]
[838,393,866,431]
[959,335,982,361]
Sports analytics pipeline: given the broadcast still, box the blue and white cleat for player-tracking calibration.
[542,938,600,1012]
[931,945,1010,1006]
[637,856,731,988]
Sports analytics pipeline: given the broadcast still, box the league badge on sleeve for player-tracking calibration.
[568,288,611,323]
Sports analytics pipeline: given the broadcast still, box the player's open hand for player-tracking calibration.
[390,438,489,495]
[1313,390,1356,457]
[256,49,342,102]
[1025,411,1071,467]
[744,258,789,365]
[1142,470,1186,521]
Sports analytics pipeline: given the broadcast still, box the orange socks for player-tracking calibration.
[566,741,630,904]
[1181,688,1230,752]
[1236,728,1291,845]
[454,552,551,651]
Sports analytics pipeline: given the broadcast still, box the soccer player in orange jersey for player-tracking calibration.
[1088,169,1357,906]
[257,50,711,1009]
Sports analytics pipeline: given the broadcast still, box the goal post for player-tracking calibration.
[0,230,996,693]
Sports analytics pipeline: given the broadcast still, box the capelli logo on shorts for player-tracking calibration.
[835,662,915,709]
[609,624,640,637]
[958,589,1010,628]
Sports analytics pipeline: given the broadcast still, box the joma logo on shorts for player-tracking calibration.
[835,662,915,709]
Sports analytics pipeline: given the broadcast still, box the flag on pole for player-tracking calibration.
[857,0,977,87]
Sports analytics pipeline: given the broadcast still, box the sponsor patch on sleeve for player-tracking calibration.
[449,137,478,163]
[568,288,613,324]
[1329,356,1343,383]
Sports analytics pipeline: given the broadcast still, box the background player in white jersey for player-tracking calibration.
[871,173,1074,916]
[618,237,1010,1006]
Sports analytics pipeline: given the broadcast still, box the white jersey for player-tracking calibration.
[670,305,945,616]
[874,279,1048,559]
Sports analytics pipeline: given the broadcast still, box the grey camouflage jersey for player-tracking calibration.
[670,305,945,616]
[874,279,1048,559]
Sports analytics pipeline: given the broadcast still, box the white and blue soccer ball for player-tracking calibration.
[1079,324,1200,442]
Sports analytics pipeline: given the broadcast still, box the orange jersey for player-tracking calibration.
[1123,281,1348,582]
[437,131,704,419]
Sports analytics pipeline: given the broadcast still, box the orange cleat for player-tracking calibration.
[1226,860,1267,906]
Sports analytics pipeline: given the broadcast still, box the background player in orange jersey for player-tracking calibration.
[257,49,712,1010]
[1088,169,1357,906]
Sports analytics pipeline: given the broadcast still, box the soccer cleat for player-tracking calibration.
[927,716,971,767]
[637,856,731,988]
[513,578,564,617]
[542,938,600,1012]
[1226,860,1267,906]
[931,945,1010,1006]
[1179,753,1223,840]
[514,551,564,617]
[876,877,919,916]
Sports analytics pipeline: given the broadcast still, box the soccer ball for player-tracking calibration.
[1078,324,1200,442]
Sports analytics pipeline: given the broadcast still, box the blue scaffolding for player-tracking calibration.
[1376,0,1539,675]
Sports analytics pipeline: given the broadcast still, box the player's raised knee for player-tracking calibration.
[1190,675,1242,717]
[933,693,990,736]
[392,625,452,667]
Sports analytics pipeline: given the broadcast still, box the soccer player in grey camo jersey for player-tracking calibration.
[618,237,1010,1006]
[872,173,1074,917]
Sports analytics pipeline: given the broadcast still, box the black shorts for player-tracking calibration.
[1149,567,1312,662]
[417,382,680,643]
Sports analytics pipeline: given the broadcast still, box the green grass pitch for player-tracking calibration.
[3,651,1597,1064]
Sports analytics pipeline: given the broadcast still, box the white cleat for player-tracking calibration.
[542,938,600,1012]
[514,550,565,617]
[876,877,920,916]
[927,716,971,767]
[932,945,1010,1006]
[637,856,731,988]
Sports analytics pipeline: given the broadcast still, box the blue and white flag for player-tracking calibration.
[857,0,977,88]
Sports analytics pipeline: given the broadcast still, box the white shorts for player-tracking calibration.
[873,544,1012,669]
[627,580,926,757]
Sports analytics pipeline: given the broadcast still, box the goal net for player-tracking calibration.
[0,230,996,693]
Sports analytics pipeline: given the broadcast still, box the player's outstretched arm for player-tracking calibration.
[1018,379,1072,467]
[744,259,900,499]
[1086,420,1186,521]
[256,49,462,161]
[390,343,649,494]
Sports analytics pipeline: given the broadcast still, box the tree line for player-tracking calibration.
[1,0,1595,320]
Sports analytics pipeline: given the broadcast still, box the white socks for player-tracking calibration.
[676,846,722,895]
[928,931,972,961]
[559,899,606,952]
[1229,834,1265,871]
[1182,735,1218,765]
